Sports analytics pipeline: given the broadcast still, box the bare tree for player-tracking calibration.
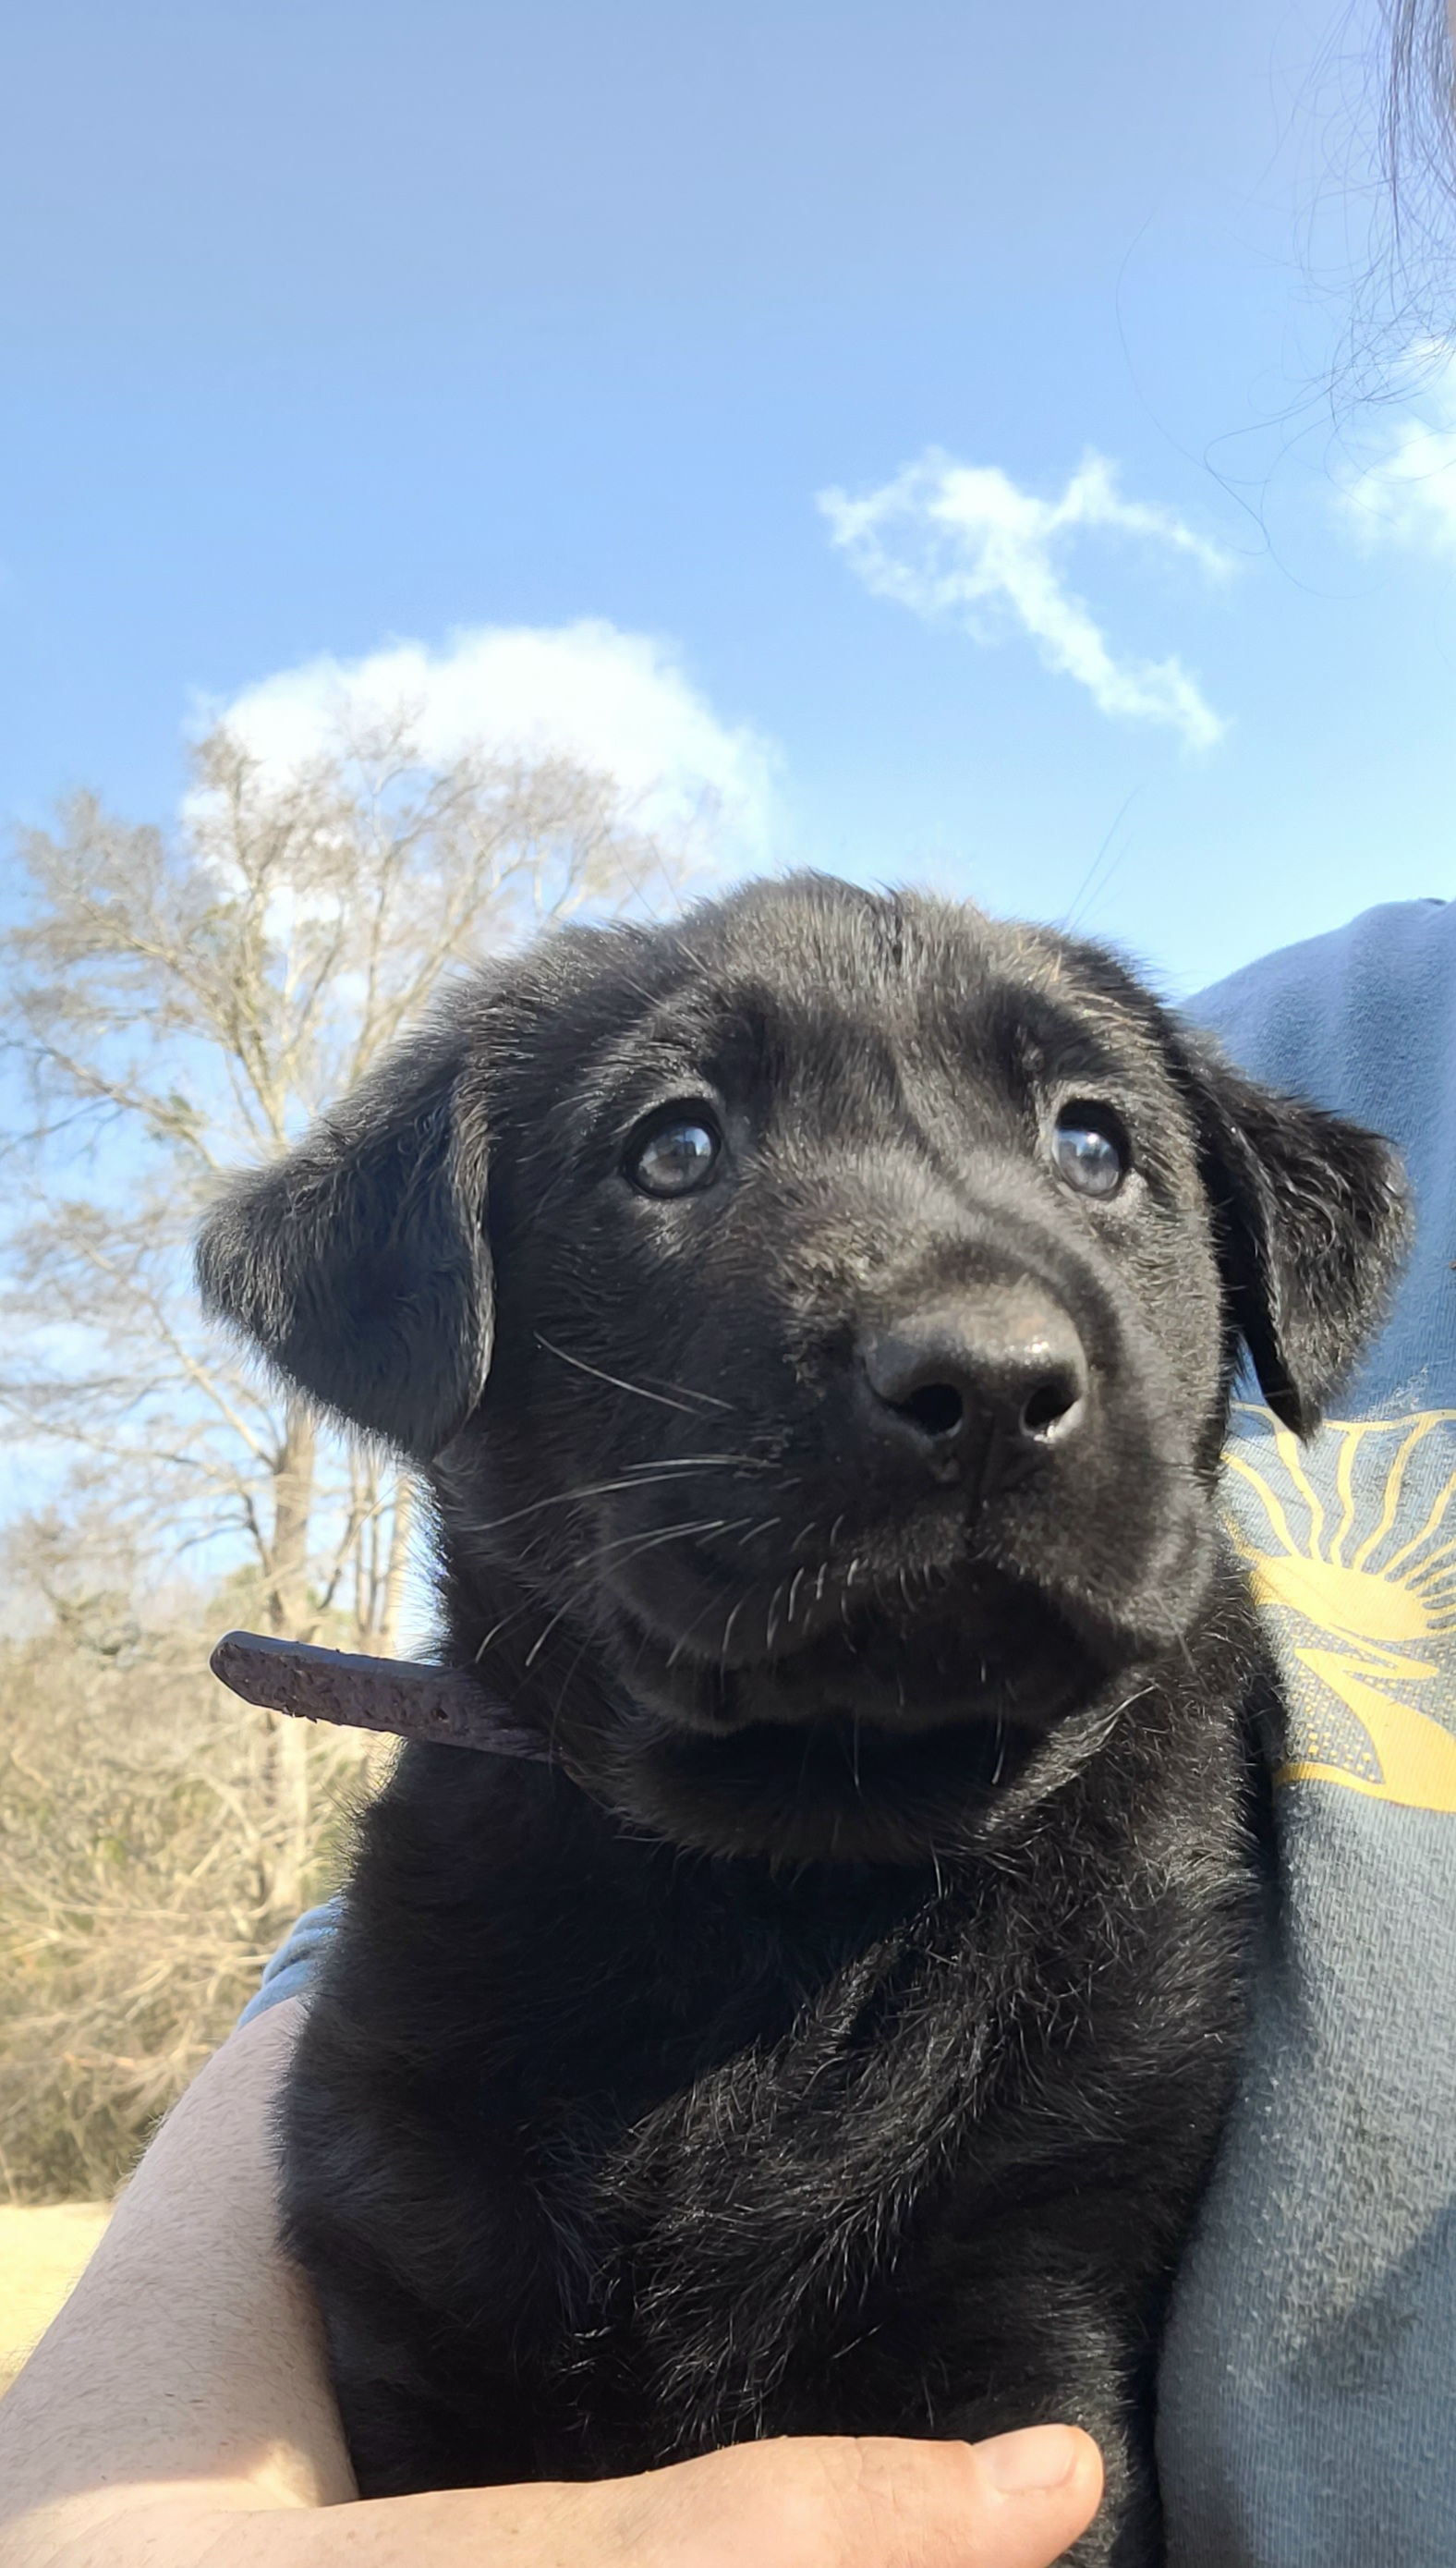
[0,713,699,1916]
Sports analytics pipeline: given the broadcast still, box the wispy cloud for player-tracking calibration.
[818,448,1231,749]
[1338,343,1456,557]
[205,619,778,866]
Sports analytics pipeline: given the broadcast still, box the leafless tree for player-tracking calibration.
[0,712,700,1916]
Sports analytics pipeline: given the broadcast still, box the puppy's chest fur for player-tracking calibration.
[282,1588,1267,2560]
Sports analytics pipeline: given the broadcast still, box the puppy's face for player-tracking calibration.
[200,879,1408,1862]
[461,896,1230,1844]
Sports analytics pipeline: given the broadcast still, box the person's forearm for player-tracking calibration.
[0,2002,352,2525]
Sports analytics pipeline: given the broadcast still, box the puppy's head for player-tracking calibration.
[199,877,1408,1861]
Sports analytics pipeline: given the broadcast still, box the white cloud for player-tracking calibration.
[204,618,778,866]
[1338,343,1456,556]
[818,447,1231,749]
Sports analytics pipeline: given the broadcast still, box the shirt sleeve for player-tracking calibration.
[235,1897,343,2028]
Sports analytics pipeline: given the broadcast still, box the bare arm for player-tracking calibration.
[0,2001,1102,2568]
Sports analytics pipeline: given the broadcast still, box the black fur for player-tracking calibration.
[199,877,1409,2562]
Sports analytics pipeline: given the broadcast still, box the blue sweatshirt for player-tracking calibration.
[1159,897,1456,2564]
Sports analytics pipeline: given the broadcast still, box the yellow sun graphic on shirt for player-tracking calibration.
[1223,1404,1456,1813]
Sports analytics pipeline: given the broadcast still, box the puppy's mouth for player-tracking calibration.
[559,1569,1115,1864]
[602,1570,1095,1738]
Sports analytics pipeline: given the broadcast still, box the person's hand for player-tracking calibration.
[0,1999,1103,2567]
[3,2427,1103,2568]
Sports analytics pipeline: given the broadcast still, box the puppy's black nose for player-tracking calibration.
[861,1290,1088,1455]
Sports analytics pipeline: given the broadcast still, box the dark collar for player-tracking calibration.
[209,1628,552,1760]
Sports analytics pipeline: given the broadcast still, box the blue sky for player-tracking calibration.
[2,0,1454,1000]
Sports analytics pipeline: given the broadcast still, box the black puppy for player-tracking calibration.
[200,876,1406,2563]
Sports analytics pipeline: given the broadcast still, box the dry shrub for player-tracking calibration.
[0,1594,377,2202]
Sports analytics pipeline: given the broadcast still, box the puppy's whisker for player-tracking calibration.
[592,1515,753,1564]
[654,1508,809,1670]
[736,1516,782,1546]
[639,1374,737,1414]
[523,1591,592,1672]
[619,1455,776,1476]
[663,1588,738,1672]
[464,1474,735,1540]
[471,1577,579,1661]
[535,1333,704,1417]
[474,1605,524,1662]
[482,1505,770,1680]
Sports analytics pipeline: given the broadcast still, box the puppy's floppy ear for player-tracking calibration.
[196,1011,491,1463]
[1173,1031,1410,1437]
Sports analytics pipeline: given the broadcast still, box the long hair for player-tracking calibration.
[1384,0,1456,199]
[1316,0,1456,396]
[1374,0,1456,346]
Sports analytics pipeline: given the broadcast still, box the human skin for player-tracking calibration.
[0,1999,1103,2568]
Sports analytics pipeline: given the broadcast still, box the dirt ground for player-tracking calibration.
[0,2204,112,2394]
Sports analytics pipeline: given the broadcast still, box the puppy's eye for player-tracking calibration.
[625,1114,722,1198]
[1051,1102,1128,1200]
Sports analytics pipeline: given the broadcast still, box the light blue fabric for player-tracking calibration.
[237,1898,342,2027]
[1158,898,1456,2566]
[1189,897,1456,1413]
